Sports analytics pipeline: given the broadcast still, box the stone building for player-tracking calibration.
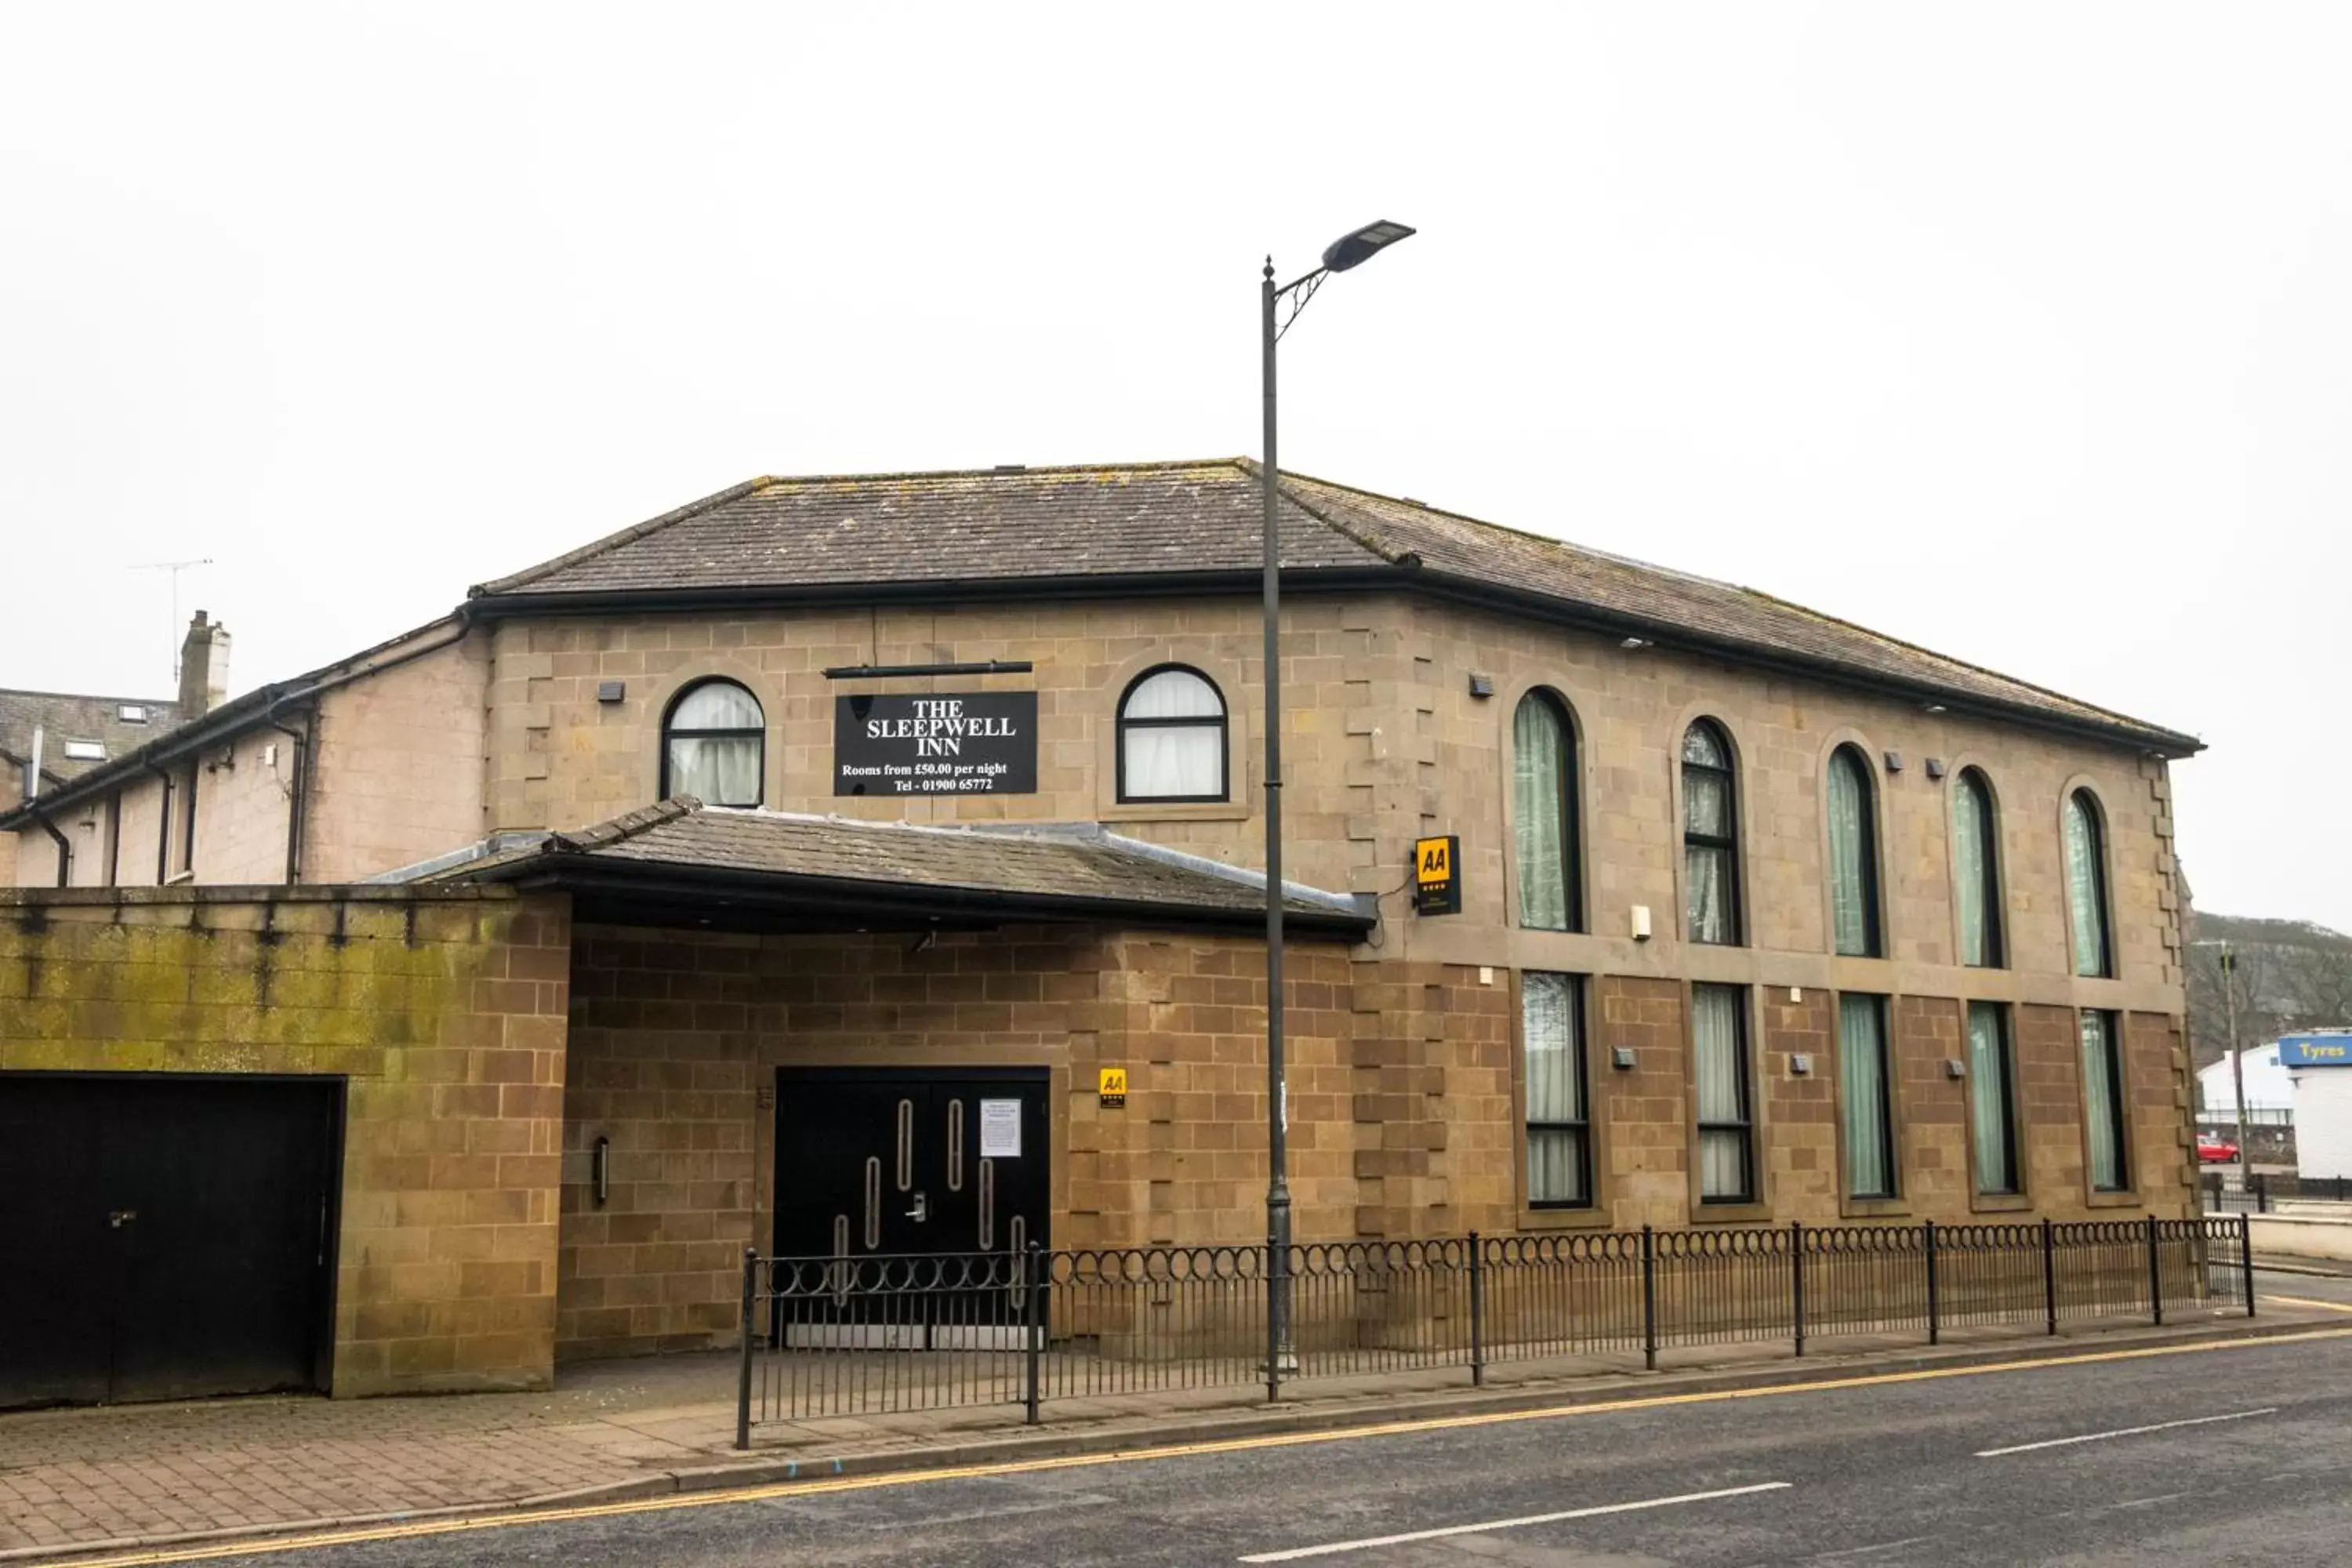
[0,459,2201,1402]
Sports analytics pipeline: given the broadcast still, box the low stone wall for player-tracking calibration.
[0,885,572,1396]
[2247,1211,2352,1262]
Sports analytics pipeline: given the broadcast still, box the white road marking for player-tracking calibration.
[1235,1481,1791,1563]
[1975,1407,2278,1457]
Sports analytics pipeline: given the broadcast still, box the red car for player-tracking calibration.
[2197,1134,2241,1163]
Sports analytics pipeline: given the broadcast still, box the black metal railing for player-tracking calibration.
[2205,1171,2352,1212]
[735,1214,2255,1446]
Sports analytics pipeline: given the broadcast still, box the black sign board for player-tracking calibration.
[1413,834,1462,916]
[834,692,1038,797]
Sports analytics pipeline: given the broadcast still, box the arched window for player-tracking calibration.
[2063,789,2113,978]
[1826,745,1882,958]
[1952,768,2003,967]
[1682,720,1739,946]
[1116,666,1227,801]
[1512,690,1581,931]
[661,679,765,807]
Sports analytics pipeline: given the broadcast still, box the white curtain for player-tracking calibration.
[668,735,761,808]
[2081,1011,2126,1190]
[1523,972,1587,1203]
[1693,985,1750,1201]
[1828,750,1875,956]
[1514,696,1570,930]
[1120,669,1225,798]
[1839,994,1893,1198]
[1682,726,1734,946]
[1967,1002,2016,1193]
[2064,793,2109,978]
[1686,844,1730,946]
[1954,775,1994,967]
[672,682,763,729]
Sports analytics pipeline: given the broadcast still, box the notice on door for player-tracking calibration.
[834,692,1039,796]
[979,1098,1023,1158]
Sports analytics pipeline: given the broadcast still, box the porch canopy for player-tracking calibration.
[391,797,1376,939]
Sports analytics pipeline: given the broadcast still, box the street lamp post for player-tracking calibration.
[2192,938,2251,1183]
[1258,220,1414,1401]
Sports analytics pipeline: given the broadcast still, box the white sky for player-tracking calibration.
[2,5,2343,927]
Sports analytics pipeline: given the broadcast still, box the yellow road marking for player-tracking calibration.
[2262,1294,2352,1314]
[71,1326,2352,1566]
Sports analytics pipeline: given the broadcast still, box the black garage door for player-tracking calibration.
[0,1073,342,1409]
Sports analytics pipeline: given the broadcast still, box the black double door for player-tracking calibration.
[773,1069,1047,1341]
[0,1074,341,1409]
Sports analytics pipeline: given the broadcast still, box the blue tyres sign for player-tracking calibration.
[2277,1035,2352,1068]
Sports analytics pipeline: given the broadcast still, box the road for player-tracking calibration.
[116,1277,2352,1568]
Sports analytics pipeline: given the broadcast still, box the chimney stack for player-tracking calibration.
[179,611,230,718]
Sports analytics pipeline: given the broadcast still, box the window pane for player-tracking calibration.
[672,681,764,730]
[669,735,762,807]
[1522,973,1582,1123]
[1828,750,1877,956]
[1700,1131,1750,1203]
[1124,668,1222,720]
[1694,985,1751,1203]
[1684,766,1730,838]
[1682,723,1726,768]
[1968,1002,2016,1194]
[1954,775,1992,967]
[2082,1011,2128,1190]
[1686,844,1732,946]
[2065,794,2110,978]
[1528,1129,1588,1205]
[1123,724,1222,797]
[1513,696,1570,931]
[1839,994,1894,1197]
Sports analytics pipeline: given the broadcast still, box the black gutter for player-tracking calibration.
[823,660,1036,680]
[0,613,474,833]
[463,564,2199,758]
[264,702,315,885]
[33,808,71,888]
[145,760,173,886]
[480,855,1377,941]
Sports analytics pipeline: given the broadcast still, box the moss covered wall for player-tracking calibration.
[0,886,572,1396]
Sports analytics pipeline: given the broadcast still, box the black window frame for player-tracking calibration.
[2082,1008,2131,1192]
[1681,718,1740,946]
[1955,768,2005,968]
[1966,1000,2021,1196]
[1521,971,1593,1210]
[1828,744,1883,959]
[1512,688,1584,934]
[658,677,768,807]
[1114,664,1230,804]
[2066,789,2114,979]
[1692,982,1755,1204]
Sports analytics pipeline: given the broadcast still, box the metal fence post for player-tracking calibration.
[2145,1214,2164,1327]
[2239,1213,2256,1317]
[2256,1172,2269,1214]
[2041,1217,2058,1336]
[1639,1224,1658,1372]
[1467,1232,1486,1388]
[1924,1219,1940,1347]
[1023,1240,1044,1426]
[1791,1219,1806,1359]
[735,1247,757,1451]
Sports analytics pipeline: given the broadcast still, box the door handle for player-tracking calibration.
[109,1210,137,1229]
[906,1192,928,1222]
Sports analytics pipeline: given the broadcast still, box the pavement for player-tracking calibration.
[2,1269,2347,1564]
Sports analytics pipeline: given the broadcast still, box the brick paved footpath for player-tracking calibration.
[1,1303,2336,1561]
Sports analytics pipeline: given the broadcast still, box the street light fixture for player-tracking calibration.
[1259,219,1415,1402]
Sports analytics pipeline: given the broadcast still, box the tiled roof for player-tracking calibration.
[437,798,1370,931]
[469,459,2195,753]
[0,689,183,782]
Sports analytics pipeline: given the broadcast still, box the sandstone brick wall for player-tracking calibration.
[307,634,490,882]
[0,886,570,1396]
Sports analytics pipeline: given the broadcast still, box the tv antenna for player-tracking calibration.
[129,558,214,684]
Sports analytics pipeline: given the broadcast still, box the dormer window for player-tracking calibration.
[117,705,149,724]
[63,739,106,761]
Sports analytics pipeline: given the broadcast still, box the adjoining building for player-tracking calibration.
[1,459,2205,1404]
[2278,1033,2352,1179]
